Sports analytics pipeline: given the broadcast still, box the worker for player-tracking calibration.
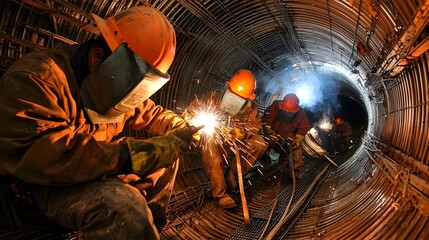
[333,117,353,152]
[184,69,268,209]
[0,6,202,240]
[262,93,311,178]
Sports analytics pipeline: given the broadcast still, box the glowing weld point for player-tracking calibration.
[190,112,219,135]
[319,120,333,131]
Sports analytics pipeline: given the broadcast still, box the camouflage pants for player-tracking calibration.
[33,161,179,240]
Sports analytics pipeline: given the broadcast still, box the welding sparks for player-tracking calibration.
[184,94,260,175]
[190,111,219,135]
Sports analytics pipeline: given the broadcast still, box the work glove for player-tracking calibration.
[263,125,278,142]
[226,127,246,141]
[290,134,305,150]
[171,116,189,130]
[263,125,277,136]
[126,125,203,176]
[167,124,204,151]
[172,116,203,141]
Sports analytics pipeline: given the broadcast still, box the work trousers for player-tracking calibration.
[202,135,268,199]
[32,161,179,240]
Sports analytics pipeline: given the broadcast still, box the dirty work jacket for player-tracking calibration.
[0,46,181,186]
[262,100,311,139]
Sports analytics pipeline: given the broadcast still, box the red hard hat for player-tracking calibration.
[280,93,299,113]
[335,117,345,125]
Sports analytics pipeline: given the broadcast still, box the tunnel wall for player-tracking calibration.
[374,54,429,162]
[1,0,429,239]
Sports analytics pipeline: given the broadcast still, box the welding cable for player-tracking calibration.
[258,138,296,240]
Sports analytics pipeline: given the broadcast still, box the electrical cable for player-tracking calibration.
[258,137,296,240]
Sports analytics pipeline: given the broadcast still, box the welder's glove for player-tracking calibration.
[263,125,277,136]
[126,135,186,177]
[126,125,203,176]
[290,134,305,150]
[263,125,278,142]
[172,116,202,141]
[167,124,204,151]
[226,127,246,141]
[171,116,189,130]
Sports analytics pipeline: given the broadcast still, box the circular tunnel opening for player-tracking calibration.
[301,75,368,164]
[258,66,369,165]
[304,91,368,162]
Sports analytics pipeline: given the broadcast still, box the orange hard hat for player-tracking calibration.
[280,93,300,113]
[226,69,256,99]
[335,117,345,125]
[92,6,176,74]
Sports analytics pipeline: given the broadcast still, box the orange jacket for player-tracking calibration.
[0,46,180,186]
[262,100,311,139]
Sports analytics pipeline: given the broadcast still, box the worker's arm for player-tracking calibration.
[262,101,280,127]
[242,102,263,136]
[126,98,186,136]
[0,69,125,186]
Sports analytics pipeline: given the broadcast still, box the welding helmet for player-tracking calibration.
[92,6,176,74]
[279,93,300,113]
[335,117,345,126]
[81,6,176,123]
[220,69,256,115]
[81,43,170,123]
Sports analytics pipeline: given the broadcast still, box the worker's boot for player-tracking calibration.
[217,195,237,209]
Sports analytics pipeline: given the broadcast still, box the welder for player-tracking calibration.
[332,117,353,152]
[0,6,201,240]
[262,93,311,178]
[184,69,268,209]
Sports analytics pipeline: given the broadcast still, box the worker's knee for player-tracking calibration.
[86,181,160,239]
[34,178,161,240]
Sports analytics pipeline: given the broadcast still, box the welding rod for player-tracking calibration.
[234,142,250,225]
[323,154,338,167]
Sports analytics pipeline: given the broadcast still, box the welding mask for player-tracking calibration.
[219,87,249,116]
[80,43,170,123]
[219,69,256,116]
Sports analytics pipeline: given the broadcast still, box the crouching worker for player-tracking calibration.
[0,6,202,240]
[184,70,268,209]
[262,93,311,178]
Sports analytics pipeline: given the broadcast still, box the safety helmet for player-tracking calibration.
[91,6,176,74]
[280,93,300,113]
[335,117,345,125]
[226,69,256,99]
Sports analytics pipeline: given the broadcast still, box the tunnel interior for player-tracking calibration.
[1,0,429,239]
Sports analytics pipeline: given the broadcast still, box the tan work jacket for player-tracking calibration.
[0,46,179,186]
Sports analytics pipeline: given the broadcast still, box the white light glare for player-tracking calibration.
[319,119,333,131]
[190,112,218,135]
